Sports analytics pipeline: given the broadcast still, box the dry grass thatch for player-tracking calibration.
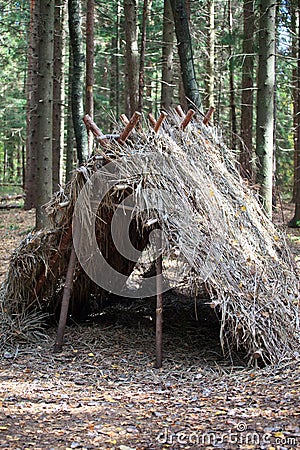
[1,109,299,365]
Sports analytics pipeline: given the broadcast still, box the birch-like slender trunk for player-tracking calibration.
[256,0,276,217]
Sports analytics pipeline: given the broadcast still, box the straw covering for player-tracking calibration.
[1,109,299,365]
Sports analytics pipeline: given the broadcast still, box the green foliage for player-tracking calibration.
[0,0,296,199]
[0,0,28,187]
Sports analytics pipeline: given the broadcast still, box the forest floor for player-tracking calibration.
[0,207,300,450]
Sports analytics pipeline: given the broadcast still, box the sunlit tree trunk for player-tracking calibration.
[256,0,276,217]
[36,0,54,229]
[124,0,139,116]
[161,0,174,110]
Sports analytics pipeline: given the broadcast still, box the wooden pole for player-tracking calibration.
[175,104,185,118]
[148,112,157,128]
[154,111,168,134]
[53,244,77,353]
[203,106,215,125]
[118,111,142,144]
[82,114,108,147]
[120,113,130,126]
[155,234,163,368]
[180,109,195,130]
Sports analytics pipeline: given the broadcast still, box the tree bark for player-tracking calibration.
[289,0,300,226]
[86,0,95,156]
[206,0,215,112]
[161,0,175,110]
[69,0,88,165]
[110,1,121,122]
[240,0,254,180]
[124,0,139,117]
[228,0,237,151]
[52,0,65,193]
[65,46,75,184]
[36,0,54,229]
[138,0,152,111]
[170,0,202,110]
[256,0,276,217]
[25,0,40,210]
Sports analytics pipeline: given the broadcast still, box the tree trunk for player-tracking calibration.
[228,0,237,151]
[86,0,95,156]
[69,0,88,165]
[124,0,139,116]
[65,46,75,184]
[206,0,215,112]
[138,0,152,111]
[161,0,175,111]
[110,1,121,121]
[170,0,202,110]
[256,0,276,217]
[36,0,54,229]
[25,0,40,210]
[240,0,254,180]
[291,0,299,202]
[289,0,300,226]
[52,0,65,193]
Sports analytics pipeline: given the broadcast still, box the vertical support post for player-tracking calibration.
[155,233,163,368]
[53,244,77,353]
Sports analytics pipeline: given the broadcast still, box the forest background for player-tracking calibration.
[0,0,299,226]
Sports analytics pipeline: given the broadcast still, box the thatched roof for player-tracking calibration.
[1,109,299,365]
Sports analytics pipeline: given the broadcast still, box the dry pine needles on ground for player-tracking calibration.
[0,109,299,366]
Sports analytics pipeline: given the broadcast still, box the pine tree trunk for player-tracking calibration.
[161,0,174,110]
[65,46,75,184]
[110,1,121,121]
[124,0,139,116]
[228,0,237,151]
[291,0,299,202]
[170,0,202,110]
[25,0,40,210]
[240,0,254,180]
[138,0,152,111]
[256,0,276,217]
[52,0,65,193]
[206,0,215,112]
[86,0,95,156]
[289,0,300,226]
[36,0,54,229]
[69,0,88,165]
